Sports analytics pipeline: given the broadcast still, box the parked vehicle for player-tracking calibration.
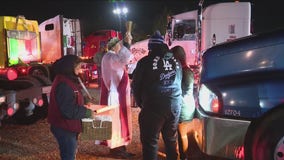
[0,15,52,124]
[192,28,284,160]
[81,29,122,84]
[131,1,252,89]
[39,14,83,80]
[0,15,82,124]
[166,2,251,65]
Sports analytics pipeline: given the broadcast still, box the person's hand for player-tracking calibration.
[124,32,133,45]
[84,103,101,112]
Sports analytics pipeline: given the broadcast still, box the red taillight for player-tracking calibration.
[234,146,244,159]
[211,98,220,113]
[7,107,14,116]
[7,68,18,80]
[37,99,44,107]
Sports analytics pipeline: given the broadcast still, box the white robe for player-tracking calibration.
[100,45,133,148]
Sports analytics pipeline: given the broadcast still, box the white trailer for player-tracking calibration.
[166,2,251,66]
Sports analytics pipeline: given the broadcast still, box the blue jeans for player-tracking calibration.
[139,106,180,160]
[50,126,78,160]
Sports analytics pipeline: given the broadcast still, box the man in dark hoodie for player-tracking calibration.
[131,31,182,160]
[48,55,96,160]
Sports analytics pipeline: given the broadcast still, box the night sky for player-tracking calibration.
[0,0,283,37]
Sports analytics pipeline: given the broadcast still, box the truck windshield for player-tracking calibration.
[173,19,196,41]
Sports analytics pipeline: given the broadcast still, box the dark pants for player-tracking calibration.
[50,126,78,160]
[139,106,180,160]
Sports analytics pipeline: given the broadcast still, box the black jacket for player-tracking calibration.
[131,44,182,110]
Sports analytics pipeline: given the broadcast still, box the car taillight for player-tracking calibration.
[37,99,44,107]
[211,98,220,113]
[7,107,15,116]
[199,84,220,113]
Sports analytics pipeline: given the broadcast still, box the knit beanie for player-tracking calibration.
[148,30,164,50]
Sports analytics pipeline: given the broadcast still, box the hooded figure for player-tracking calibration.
[48,55,90,160]
[131,30,182,160]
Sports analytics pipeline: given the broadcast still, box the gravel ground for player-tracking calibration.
[0,85,167,160]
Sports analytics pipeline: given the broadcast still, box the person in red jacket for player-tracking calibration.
[48,55,95,160]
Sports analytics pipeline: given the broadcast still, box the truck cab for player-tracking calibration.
[81,30,122,84]
[39,15,82,64]
[196,28,284,160]
[166,2,251,67]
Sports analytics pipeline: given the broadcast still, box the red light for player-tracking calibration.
[7,68,18,80]
[7,107,14,116]
[211,98,219,113]
[234,146,244,159]
[37,99,44,107]
[21,68,27,74]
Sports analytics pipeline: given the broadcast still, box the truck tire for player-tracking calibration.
[17,76,42,87]
[28,65,50,80]
[244,106,284,160]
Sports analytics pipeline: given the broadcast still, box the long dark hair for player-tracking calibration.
[171,45,186,67]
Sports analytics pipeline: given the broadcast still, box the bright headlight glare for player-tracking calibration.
[199,84,219,113]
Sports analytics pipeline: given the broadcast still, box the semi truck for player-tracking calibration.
[0,15,51,124]
[165,1,251,66]
[81,29,122,84]
[0,15,82,125]
[39,14,83,80]
[130,1,251,89]
[82,29,122,59]
[194,28,284,160]
[40,15,82,64]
